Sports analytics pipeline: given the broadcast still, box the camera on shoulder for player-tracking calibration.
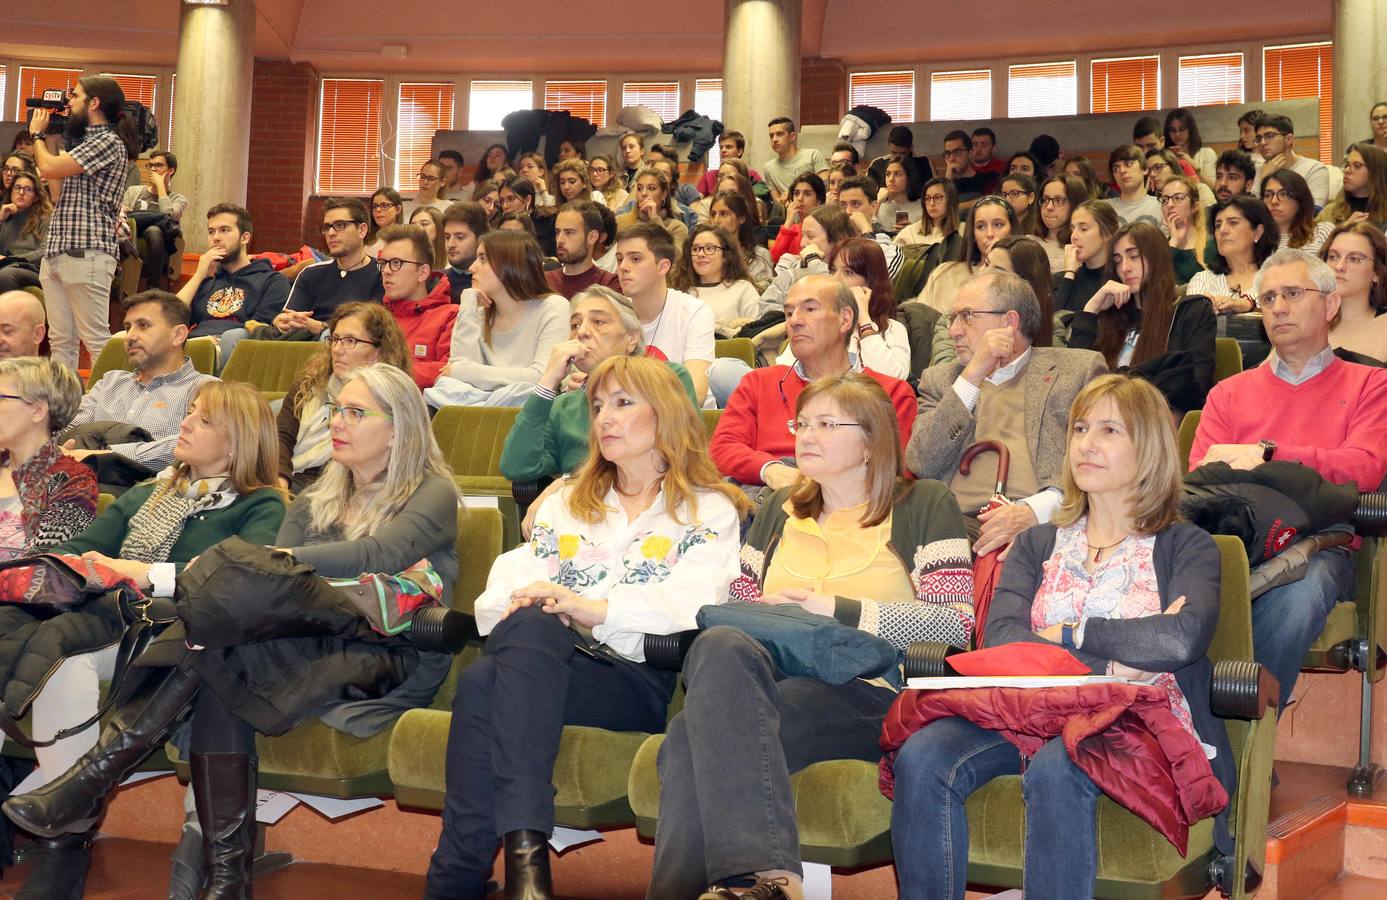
[23,89,68,134]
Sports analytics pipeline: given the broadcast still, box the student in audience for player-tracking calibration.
[711,165,766,224]
[1321,142,1387,229]
[829,143,860,167]
[942,131,993,206]
[1054,200,1120,313]
[1006,152,1042,180]
[592,203,620,273]
[475,180,502,224]
[868,126,933,206]
[588,154,629,209]
[654,372,971,900]
[971,126,1006,177]
[375,224,455,389]
[0,168,50,293]
[0,154,26,201]
[1107,145,1163,228]
[758,203,858,318]
[517,153,557,207]
[817,237,910,378]
[1027,135,1062,176]
[647,157,701,228]
[833,177,905,276]
[557,140,585,161]
[1189,195,1278,316]
[697,131,761,196]
[0,291,47,359]
[1161,175,1211,284]
[271,198,384,341]
[1000,172,1042,238]
[406,159,452,220]
[1068,222,1216,413]
[1149,147,1217,209]
[763,117,827,204]
[876,159,921,234]
[1214,150,1257,203]
[709,190,773,289]
[670,224,759,337]
[825,161,855,203]
[366,188,405,256]
[616,169,690,255]
[1238,110,1266,155]
[618,132,646,190]
[1326,222,1387,363]
[710,275,916,489]
[553,159,599,206]
[1061,155,1106,201]
[1132,116,1165,154]
[1367,102,1387,152]
[441,201,489,302]
[408,206,448,271]
[546,202,621,299]
[910,271,1106,548]
[277,302,410,493]
[425,355,745,900]
[473,144,510,188]
[893,373,1234,900]
[1253,114,1329,207]
[1164,107,1217,186]
[438,149,468,200]
[499,176,558,256]
[1191,248,1387,710]
[424,231,568,408]
[1263,169,1334,254]
[895,177,959,251]
[497,211,538,241]
[917,196,1018,315]
[1038,175,1088,271]
[121,150,186,291]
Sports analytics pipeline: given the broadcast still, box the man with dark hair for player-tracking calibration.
[546,202,620,298]
[62,289,216,472]
[618,132,646,190]
[1107,144,1163,227]
[833,176,903,277]
[830,142,860,166]
[1253,114,1329,207]
[942,130,992,208]
[271,198,383,339]
[868,125,934,205]
[1132,117,1164,153]
[592,203,619,272]
[377,223,456,388]
[762,117,827,205]
[121,150,188,290]
[1215,149,1258,203]
[438,149,468,199]
[697,130,762,195]
[176,203,290,368]
[441,201,489,301]
[970,126,1006,177]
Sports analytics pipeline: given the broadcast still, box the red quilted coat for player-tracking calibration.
[878,683,1229,854]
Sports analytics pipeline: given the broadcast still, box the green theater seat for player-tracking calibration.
[431,406,522,548]
[220,340,322,402]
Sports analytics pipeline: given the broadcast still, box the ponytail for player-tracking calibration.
[78,76,141,160]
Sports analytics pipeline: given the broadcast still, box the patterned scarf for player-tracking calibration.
[118,469,240,564]
[291,374,343,474]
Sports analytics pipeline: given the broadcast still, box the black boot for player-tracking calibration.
[14,831,94,899]
[3,667,201,839]
[502,830,552,900]
[191,752,256,900]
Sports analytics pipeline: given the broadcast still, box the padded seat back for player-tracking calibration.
[714,338,756,368]
[432,407,519,479]
[1214,338,1243,384]
[85,340,128,389]
[700,409,721,437]
[1178,410,1201,472]
[221,340,322,396]
[185,338,217,376]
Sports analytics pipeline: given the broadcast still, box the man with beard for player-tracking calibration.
[441,201,489,301]
[545,203,620,299]
[269,198,383,340]
[26,76,142,371]
[176,203,290,370]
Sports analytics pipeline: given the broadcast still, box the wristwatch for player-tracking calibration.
[1259,439,1277,462]
[1060,620,1080,650]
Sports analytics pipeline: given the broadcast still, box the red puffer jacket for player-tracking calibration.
[878,683,1229,854]
[385,279,459,389]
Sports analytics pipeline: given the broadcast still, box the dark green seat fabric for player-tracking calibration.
[700,409,721,437]
[85,337,216,389]
[1213,338,1243,385]
[714,338,756,368]
[433,406,522,547]
[220,340,322,399]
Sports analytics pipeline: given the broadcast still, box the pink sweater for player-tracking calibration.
[1190,357,1387,491]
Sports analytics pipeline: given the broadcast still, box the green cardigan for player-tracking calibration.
[498,362,696,482]
[56,482,287,571]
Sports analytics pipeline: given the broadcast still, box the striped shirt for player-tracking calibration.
[45,124,128,259]
[69,359,217,469]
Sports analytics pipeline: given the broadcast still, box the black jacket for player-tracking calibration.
[1052,264,1109,314]
[190,257,291,336]
[868,154,935,203]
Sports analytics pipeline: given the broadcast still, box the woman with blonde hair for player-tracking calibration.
[408,205,448,270]
[1321,142,1387,229]
[587,154,628,209]
[426,355,747,899]
[616,168,690,253]
[553,158,601,205]
[1160,174,1210,283]
[649,372,973,899]
[890,374,1236,900]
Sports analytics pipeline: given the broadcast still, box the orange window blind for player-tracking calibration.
[544,80,607,129]
[395,82,455,189]
[930,70,991,120]
[15,66,81,120]
[1178,53,1245,107]
[1008,61,1077,117]
[317,78,384,195]
[849,70,915,123]
[1091,56,1159,114]
[622,82,680,123]
[1264,43,1334,164]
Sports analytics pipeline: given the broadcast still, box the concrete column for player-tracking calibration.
[1333,0,1386,162]
[723,0,801,174]
[173,0,256,252]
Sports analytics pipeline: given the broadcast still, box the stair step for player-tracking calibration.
[1307,873,1387,899]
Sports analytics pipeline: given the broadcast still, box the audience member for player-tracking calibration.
[1263,168,1334,253]
[762,117,827,204]
[375,224,456,389]
[441,201,489,301]
[618,132,646,189]
[769,173,824,263]
[1061,155,1106,201]
[272,199,383,340]
[1214,149,1257,203]
[1189,195,1278,316]
[999,172,1043,239]
[588,154,629,209]
[833,176,904,276]
[670,223,759,336]
[556,139,584,161]
[1160,174,1211,283]
[916,195,1017,314]
[1006,151,1042,180]
[1038,175,1087,271]
[497,211,538,241]
[647,157,701,227]
[406,159,452,219]
[875,159,921,234]
[0,167,49,293]
[1369,102,1387,152]
[591,203,620,273]
[0,154,26,201]
[498,176,557,255]
[812,237,911,379]
[408,206,448,270]
[1325,222,1387,363]
[1164,107,1216,186]
[1253,114,1329,207]
[438,149,468,200]
[546,202,621,298]
[709,190,773,289]
[1237,109,1267,156]
[696,131,761,195]
[942,130,994,206]
[896,177,960,252]
[931,234,1062,368]
[473,144,510,189]
[971,126,1006,177]
[1190,248,1387,710]
[1132,116,1165,154]
[475,180,502,224]
[825,161,855,202]
[366,188,404,256]
[1107,145,1163,228]
[1028,135,1063,178]
[868,125,934,205]
[758,203,858,317]
[1053,200,1120,313]
[615,169,690,255]
[121,150,186,290]
[1321,142,1387,229]
[517,153,557,207]
[829,143,860,166]
[553,159,598,206]
[0,290,47,359]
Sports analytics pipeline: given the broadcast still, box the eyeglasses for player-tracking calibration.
[325,335,381,351]
[1,166,20,178]
[375,257,426,273]
[1000,189,1032,201]
[924,194,947,204]
[319,220,362,234]
[943,308,1008,327]
[326,403,392,426]
[1256,285,1328,310]
[1254,132,1288,144]
[371,202,399,212]
[787,419,862,436]
[690,244,725,256]
[1372,115,1387,124]
[418,174,442,183]
[942,147,970,158]
[1039,196,1069,207]
[1326,250,1374,267]
[147,162,169,171]
[1158,193,1190,205]
[590,165,610,173]
[1261,189,1295,203]
[9,185,35,197]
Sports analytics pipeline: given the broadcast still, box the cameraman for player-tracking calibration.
[27,76,141,371]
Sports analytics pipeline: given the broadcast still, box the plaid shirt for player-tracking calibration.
[69,359,217,469]
[46,124,128,259]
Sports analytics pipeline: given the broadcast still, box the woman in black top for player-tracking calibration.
[1053,200,1119,313]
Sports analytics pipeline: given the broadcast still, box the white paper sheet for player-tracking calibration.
[288,792,384,819]
[803,861,833,900]
[548,826,603,853]
[462,495,501,510]
[255,789,300,825]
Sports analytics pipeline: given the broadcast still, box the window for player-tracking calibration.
[1008,61,1077,118]
[468,80,532,130]
[1090,56,1160,114]
[930,70,991,121]
[103,73,158,115]
[1178,53,1244,107]
[317,78,384,195]
[167,74,177,151]
[15,66,81,119]
[622,82,680,123]
[1265,43,1334,164]
[395,82,455,189]
[0,67,7,114]
[544,80,606,129]
[694,78,722,168]
[849,70,915,123]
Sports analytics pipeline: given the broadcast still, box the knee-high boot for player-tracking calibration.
[192,751,256,900]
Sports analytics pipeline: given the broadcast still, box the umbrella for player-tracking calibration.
[958,440,1011,647]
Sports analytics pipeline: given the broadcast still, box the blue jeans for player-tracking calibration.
[890,717,1102,900]
[708,357,752,408]
[1252,547,1356,710]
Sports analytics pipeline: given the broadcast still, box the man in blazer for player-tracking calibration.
[907,271,1106,555]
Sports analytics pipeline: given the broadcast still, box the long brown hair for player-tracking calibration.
[1321,221,1387,310]
[1327,142,1387,225]
[1097,222,1180,369]
[1260,168,1316,248]
[565,356,750,525]
[827,237,895,332]
[10,171,52,239]
[805,204,856,250]
[991,236,1053,347]
[163,381,284,501]
[670,223,752,292]
[709,190,760,256]
[293,302,413,414]
[633,169,678,220]
[478,230,553,345]
[1039,175,1088,245]
[407,206,447,269]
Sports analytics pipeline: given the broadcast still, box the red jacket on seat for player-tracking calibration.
[386,280,458,389]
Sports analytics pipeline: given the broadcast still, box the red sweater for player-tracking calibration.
[386,280,458,389]
[770,224,802,265]
[710,364,918,484]
[1190,356,1387,491]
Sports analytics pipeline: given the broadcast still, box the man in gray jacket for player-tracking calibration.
[907,272,1106,555]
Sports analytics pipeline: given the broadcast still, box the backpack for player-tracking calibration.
[123,101,159,153]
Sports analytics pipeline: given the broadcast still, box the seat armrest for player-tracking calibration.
[1353,492,1387,536]
[1210,659,1279,719]
[409,607,479,653]
[903,641,959,679]
[512,477,554,511]
[644,630,700,671]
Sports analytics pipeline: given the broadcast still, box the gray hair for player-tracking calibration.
[571,286,645,355]
[1254,247,1338,299]
[0,357,83,435]
[970,271,1043,343]
[791,274,859,346]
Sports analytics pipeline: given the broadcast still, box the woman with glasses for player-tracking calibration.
[1262,169,1333,253]
[406,159,452,220]
[707,189,773,290]
[647,372,972,900]
[1369,103,1387,153]
[0,167,52,293]
[1054,200,1120,314]
[671,224,760,336]
[1038,175,1088,273]
[1321,143,1387,230]
[366,188,404,256]
[1326,222,1387,363]
[1160,175,1212,284]
[276,302,413,493]
[1188,196,1279,316]
[1000,173,1043,239]
[916,196,1019,315]
[2,154,33,204]
[588,154,628,209]
[895,177,959,253]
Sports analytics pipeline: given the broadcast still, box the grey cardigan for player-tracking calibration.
[0,208,47,265]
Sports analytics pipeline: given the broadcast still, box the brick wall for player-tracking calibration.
[800,57,846,126]
[246,58,319,254]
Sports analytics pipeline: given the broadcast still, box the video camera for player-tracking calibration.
[24,90,68,134]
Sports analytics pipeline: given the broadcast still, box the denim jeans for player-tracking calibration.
[647,626,895,897]
[707,357,752,408]
[423,607,674,900]
[890,717,1103,900]
[1252,546,1356,710]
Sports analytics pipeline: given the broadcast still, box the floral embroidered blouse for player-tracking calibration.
[473,484,742,663]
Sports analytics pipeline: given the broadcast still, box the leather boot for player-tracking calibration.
[14,831,94,900]
[3,667,201,839]
[502,830,552,900]
[191,752,256,900]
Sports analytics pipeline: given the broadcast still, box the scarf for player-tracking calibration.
[292,374,343,475]
[118,468,240,564]
[12,441,73,544]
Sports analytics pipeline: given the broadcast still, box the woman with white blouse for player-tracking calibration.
[670,223,761,337]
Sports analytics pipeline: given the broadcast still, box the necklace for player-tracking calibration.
[1089,535,1127,562]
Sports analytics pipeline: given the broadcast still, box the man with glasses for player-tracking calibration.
[376,224,456,389]
[269,198,383,340]
[941,130,995,210]
[1253,114,1329,208]
[1190,248,1387,710]
[120,150,187,290]
[406,158,452,220]
[908,271,1105,551]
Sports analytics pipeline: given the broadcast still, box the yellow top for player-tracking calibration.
[762,501,914,603]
